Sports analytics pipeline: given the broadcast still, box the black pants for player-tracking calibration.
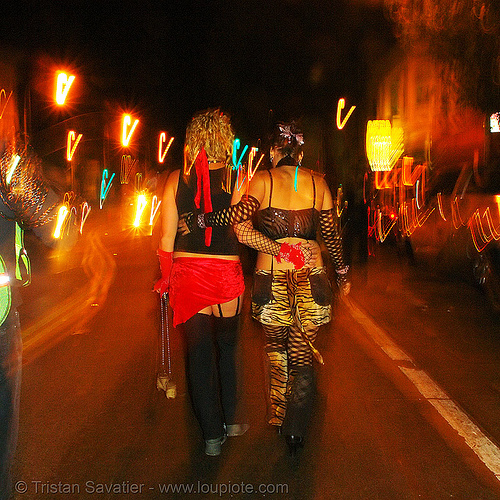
[183,313,240,440]
[0,310,21,500]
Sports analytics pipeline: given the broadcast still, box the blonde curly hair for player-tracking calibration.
[184,108,234,166]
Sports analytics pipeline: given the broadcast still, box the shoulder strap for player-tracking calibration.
[311,172,316,209]
[267,170,273,207]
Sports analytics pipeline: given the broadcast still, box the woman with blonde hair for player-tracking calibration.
[155,109,248,456]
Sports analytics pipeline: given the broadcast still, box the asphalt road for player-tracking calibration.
[9,206,500,499]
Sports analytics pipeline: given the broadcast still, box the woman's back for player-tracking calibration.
[257,166,325,212]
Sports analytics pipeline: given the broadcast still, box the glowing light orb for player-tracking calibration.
[122,114,139,147]
[56,72,75,105]
[134,194,148,227]
[366,120,404,171]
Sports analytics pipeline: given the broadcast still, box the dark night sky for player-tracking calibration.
[0,0,395,152]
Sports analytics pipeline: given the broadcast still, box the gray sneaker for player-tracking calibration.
[225,424,250,437]
[205,435,227,456]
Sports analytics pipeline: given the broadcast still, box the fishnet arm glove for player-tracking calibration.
[178,195,261,234]
[234,219,311,269]
[200,194,261,228]
[320,208,350,294]
[234,219,280,254]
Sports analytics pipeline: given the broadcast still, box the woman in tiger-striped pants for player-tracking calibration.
[233,121,351,455]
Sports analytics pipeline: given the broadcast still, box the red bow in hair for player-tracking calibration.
[194,148,212,246]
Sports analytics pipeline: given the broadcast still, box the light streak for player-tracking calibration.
[80,202,91,234]
[236,147,262,191]
[63,191,76,206]
[6,154,20,186]
[121,114,139,147]
[336,98,356,130]
[56,72,75,105]
[415,180,421,210]
[232,138,248,171]
[135,172,143,192]
[376,208,397,242]
[66,131,83,161]
[100,169,115,209]
[247,148,262,182]
[120,155,137,184]
[149,195,161,226]
[0,89,13,119]
[183,146,197,177]
[451,197,466,229]
[53,205,69,239]
[469,207,500,252]
[158,133,174,163]
[0,273,10,286]
[374,170,394,190]
[134,194,148,227]
[336,186,347,218]
[399,199,434,237]
[437,193,447,221]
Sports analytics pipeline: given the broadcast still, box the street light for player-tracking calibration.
[121,114,139,147]
[55,72,75,106]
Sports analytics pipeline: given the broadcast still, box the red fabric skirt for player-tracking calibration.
[169,257,245,327]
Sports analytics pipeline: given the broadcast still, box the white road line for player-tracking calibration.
[344,297,413,363]
[344,297,500,480]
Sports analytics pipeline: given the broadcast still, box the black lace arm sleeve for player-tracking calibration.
[319,208,347,272]
[234,219,281,255]
[200,194,261,228]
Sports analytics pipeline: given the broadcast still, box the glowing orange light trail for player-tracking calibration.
[66,131,83,161]
[56,73,75,105]
[158,133,174,163]
[336,98,356,130]
[122,114,139,147]
[451,197,467,229]
[0,89,13,119]
[134,194,148,227]
[468,207,500,252]
[53,205,69,239]
[437,193,447,221]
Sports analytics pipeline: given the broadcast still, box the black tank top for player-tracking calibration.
[174,167,240,255]
[254,170,319,240]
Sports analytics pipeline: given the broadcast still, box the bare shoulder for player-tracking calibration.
[309,169,327,182]
[161,169,181,199]
[167,169,181,184]
[309,170,334,209]
[166,169,181,189]
[247,168,269,203]
[252,169,270,182]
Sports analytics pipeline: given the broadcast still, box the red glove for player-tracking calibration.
[276,242,305,269]
[154,249,173,295]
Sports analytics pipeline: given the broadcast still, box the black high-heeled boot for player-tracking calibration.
[285,435,304,456]
[282,365,315,452]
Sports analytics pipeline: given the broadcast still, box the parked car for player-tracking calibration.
[406,163,500,311]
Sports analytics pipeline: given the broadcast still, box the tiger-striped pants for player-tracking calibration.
[251,267,332,427]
